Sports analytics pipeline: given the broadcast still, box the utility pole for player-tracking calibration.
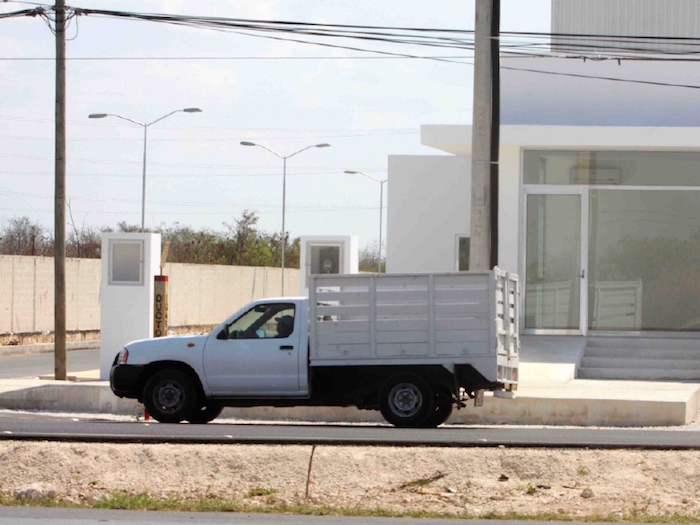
[54,0,67,381]
[489,0,500,270]
[470,0,500,271]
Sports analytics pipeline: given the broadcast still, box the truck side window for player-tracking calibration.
[225,303,295,340]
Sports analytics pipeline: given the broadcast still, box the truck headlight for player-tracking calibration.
[116,349,129,365]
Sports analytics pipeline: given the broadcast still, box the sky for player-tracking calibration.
[0,0,551,249]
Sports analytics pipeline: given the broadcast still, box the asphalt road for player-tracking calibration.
[1,348,700,449]
[0,348,99,379]
[1,412,699,448]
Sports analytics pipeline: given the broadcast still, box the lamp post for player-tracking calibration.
[241,141,331,296]
[89,108,202,231]
[345,170,387,273]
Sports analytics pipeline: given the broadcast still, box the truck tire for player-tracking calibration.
[143,369,197,423]
[187,404,224,424]
[422,388,453,428]
[379,373,434,428]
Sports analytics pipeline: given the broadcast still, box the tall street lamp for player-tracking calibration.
[345,170,387,273]
[89,108,202,231]
[241,141,331,296]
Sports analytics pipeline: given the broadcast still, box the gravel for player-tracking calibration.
[1,409,700,518]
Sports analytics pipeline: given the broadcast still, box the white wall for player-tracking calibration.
[386,150,520,276]
[386,155,470,273]
[498,146,521,276]
[499,58,700,127]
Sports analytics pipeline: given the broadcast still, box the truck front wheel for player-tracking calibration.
[187,404,224,424]
[379,373,434,428]
[143,369,197,423]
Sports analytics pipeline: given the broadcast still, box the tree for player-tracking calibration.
[0,217,52,256]
[159,223,221,265]
[66,201,106,258]
[223,209,259,266]
[0,213,302,268]
[359,240,385,272]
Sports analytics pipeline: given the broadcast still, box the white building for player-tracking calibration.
[386,3,700,379]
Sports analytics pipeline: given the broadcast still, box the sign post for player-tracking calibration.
[154,275,169,338]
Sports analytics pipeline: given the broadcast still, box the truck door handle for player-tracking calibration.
[279,345,294,351]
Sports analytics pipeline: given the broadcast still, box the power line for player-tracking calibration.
[0,54,476,61]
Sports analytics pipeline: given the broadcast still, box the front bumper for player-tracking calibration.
[110,364,146,399]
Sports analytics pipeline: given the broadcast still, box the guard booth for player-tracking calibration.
[299,235,359,295]
[99,232,161,379]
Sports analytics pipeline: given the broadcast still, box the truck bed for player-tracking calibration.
[308,269,519,386]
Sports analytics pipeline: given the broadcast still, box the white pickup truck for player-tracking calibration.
[110,269,519,427]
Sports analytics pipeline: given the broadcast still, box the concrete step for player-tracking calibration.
[581,356,700,369]
[584,346,700,360]
[578,367,700,381]
[586,337,700,351]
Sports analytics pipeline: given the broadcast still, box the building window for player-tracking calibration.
[456,236,470,271]
[523,150,700,187]
[109,240,143,285]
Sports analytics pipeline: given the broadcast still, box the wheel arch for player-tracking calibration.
[138,360,205,404]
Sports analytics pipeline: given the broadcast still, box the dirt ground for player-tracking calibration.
[1,440,698,518]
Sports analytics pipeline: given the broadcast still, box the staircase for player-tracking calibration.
[578,337,700,381]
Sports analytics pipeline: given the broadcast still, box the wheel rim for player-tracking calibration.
[153,380,184,412]
[388,382,423,418]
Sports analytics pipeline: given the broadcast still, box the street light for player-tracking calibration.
[345,170,387,273]
[241,141,331,296]
[89,108,202,231]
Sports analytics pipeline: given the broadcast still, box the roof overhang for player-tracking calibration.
[421,125,700,158]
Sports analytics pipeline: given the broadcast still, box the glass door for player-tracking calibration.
[523,190,588,334]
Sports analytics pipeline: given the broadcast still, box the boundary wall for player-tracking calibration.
[0,255,299,335]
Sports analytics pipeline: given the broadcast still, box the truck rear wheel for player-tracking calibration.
[143,369,197,423]
[422,388,453,428]
[379,373,434,428]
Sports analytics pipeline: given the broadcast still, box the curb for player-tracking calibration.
[0,381,696,427]
[0,342,100,358]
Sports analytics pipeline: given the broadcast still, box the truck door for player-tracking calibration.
[202,302,302,396]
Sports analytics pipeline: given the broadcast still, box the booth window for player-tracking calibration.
[457,236,470,271]
[110,240,143,285]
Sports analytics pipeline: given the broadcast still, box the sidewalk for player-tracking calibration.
[0,341,100,358]
[1,366,699,427]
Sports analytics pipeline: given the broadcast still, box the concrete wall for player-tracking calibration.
[163,262,299,326]
[386,155,471,273]
[0,255,299,335]
[0,256,101,335]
